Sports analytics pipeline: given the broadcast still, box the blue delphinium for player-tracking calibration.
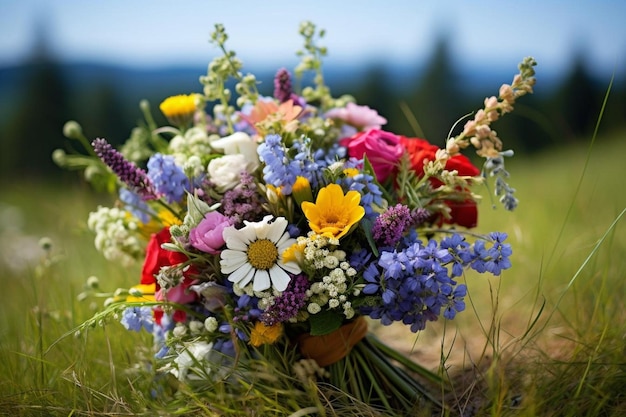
[147,153,190,204]
[361,232,511,332]
[119,188,154,224]
[257,134,300,195]
[470,232,513,275]
[341,160,384,218]
[121,306,154,333]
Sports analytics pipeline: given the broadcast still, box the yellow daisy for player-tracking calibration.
[301,184,365,240]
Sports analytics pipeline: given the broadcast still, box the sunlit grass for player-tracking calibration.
[1,130,625,415]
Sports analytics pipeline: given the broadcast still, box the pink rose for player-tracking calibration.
[340,128,404,183]
[189,211,232,254]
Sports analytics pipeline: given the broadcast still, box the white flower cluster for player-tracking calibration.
[300,234,357,319]
[87,206,143,266]
[168,126,214,171]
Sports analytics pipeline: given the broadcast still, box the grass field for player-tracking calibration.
[0,130,625,416]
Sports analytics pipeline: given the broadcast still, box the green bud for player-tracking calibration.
[51,149,67,166]
[86,276,99,289]
[39,237,52,251]
[63,121,83,139]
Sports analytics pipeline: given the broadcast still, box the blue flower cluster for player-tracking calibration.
[341,159,384,218]
[258,135,342,195]
[119,188,155,223]
[257,134,299,195]
[361,233,512,332]
[121,306,154,333]
[147,153,190,204]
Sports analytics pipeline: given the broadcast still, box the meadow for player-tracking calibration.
[0,129,625,416]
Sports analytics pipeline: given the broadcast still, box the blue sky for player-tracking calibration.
[1,0,625,78]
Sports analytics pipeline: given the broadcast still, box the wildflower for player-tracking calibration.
[87,206,144,266]
[325,102,387,130]
[470,232,512,275]
[261,274,310,326]
[257,134,300,194]
[147,153,190,204]
[274,68,300,104]
[207,155,249,192]
[159,94,198,127]
[302,184,365,239]
[121,306,154,333]
[249,322,284,347]
[210,131,260,172]
[220,215,301,292]
[292,176,313,206]
[92,138,157,200]
[189,211,232,255]
[119,188,154,224]
[372,204,416,247]
[126,283,156,302]
[220,171,265,223]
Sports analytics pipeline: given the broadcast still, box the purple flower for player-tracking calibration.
[372,204,416,247]
[92,138,157,200]
[189,211,233,255]
[260,274,310,326]
[221,171,265,224]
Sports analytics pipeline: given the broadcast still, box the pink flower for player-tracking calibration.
[325,102,387,130]
[189,211,232,255]
[340,128,404,183]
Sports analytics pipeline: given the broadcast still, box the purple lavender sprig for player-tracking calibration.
[92,138,157,200]
[274,68,296,103]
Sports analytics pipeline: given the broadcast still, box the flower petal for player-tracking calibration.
[253,269,271,292]
[227,262,253,285]
[266,217,288,243]
[269,265,291,292]
[220,250,248,273]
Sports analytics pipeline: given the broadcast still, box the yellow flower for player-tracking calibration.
[301,184,365,240]
[159,94,198,126]
[343,167,359,178]
[126,283,156,303]
[292,176,313,206]
[282,239,305,264]
[249,322,283,347]
[138,208,182,238]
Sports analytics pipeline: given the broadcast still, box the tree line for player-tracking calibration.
[2,38,624,181]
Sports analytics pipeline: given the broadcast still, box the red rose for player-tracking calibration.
[400,136,480,228]
[340,128,405,183]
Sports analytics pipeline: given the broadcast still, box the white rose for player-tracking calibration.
[210,132,259,172]
[207,154,249,192]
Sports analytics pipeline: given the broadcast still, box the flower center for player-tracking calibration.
[247,239,279,270]
[321,209,348,229]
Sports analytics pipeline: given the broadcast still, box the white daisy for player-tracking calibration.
[220,215,301,292]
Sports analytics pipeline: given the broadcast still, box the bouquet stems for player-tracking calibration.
[319,334,446,416]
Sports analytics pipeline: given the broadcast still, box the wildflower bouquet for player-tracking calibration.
[55,21,536,415]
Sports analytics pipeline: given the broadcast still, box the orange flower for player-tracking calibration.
[249,322,283,347]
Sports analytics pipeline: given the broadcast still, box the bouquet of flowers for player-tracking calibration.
[55,21,536,415]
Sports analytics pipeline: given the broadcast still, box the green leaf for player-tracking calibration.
[185,192,213,227]
[308,309,344,336]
